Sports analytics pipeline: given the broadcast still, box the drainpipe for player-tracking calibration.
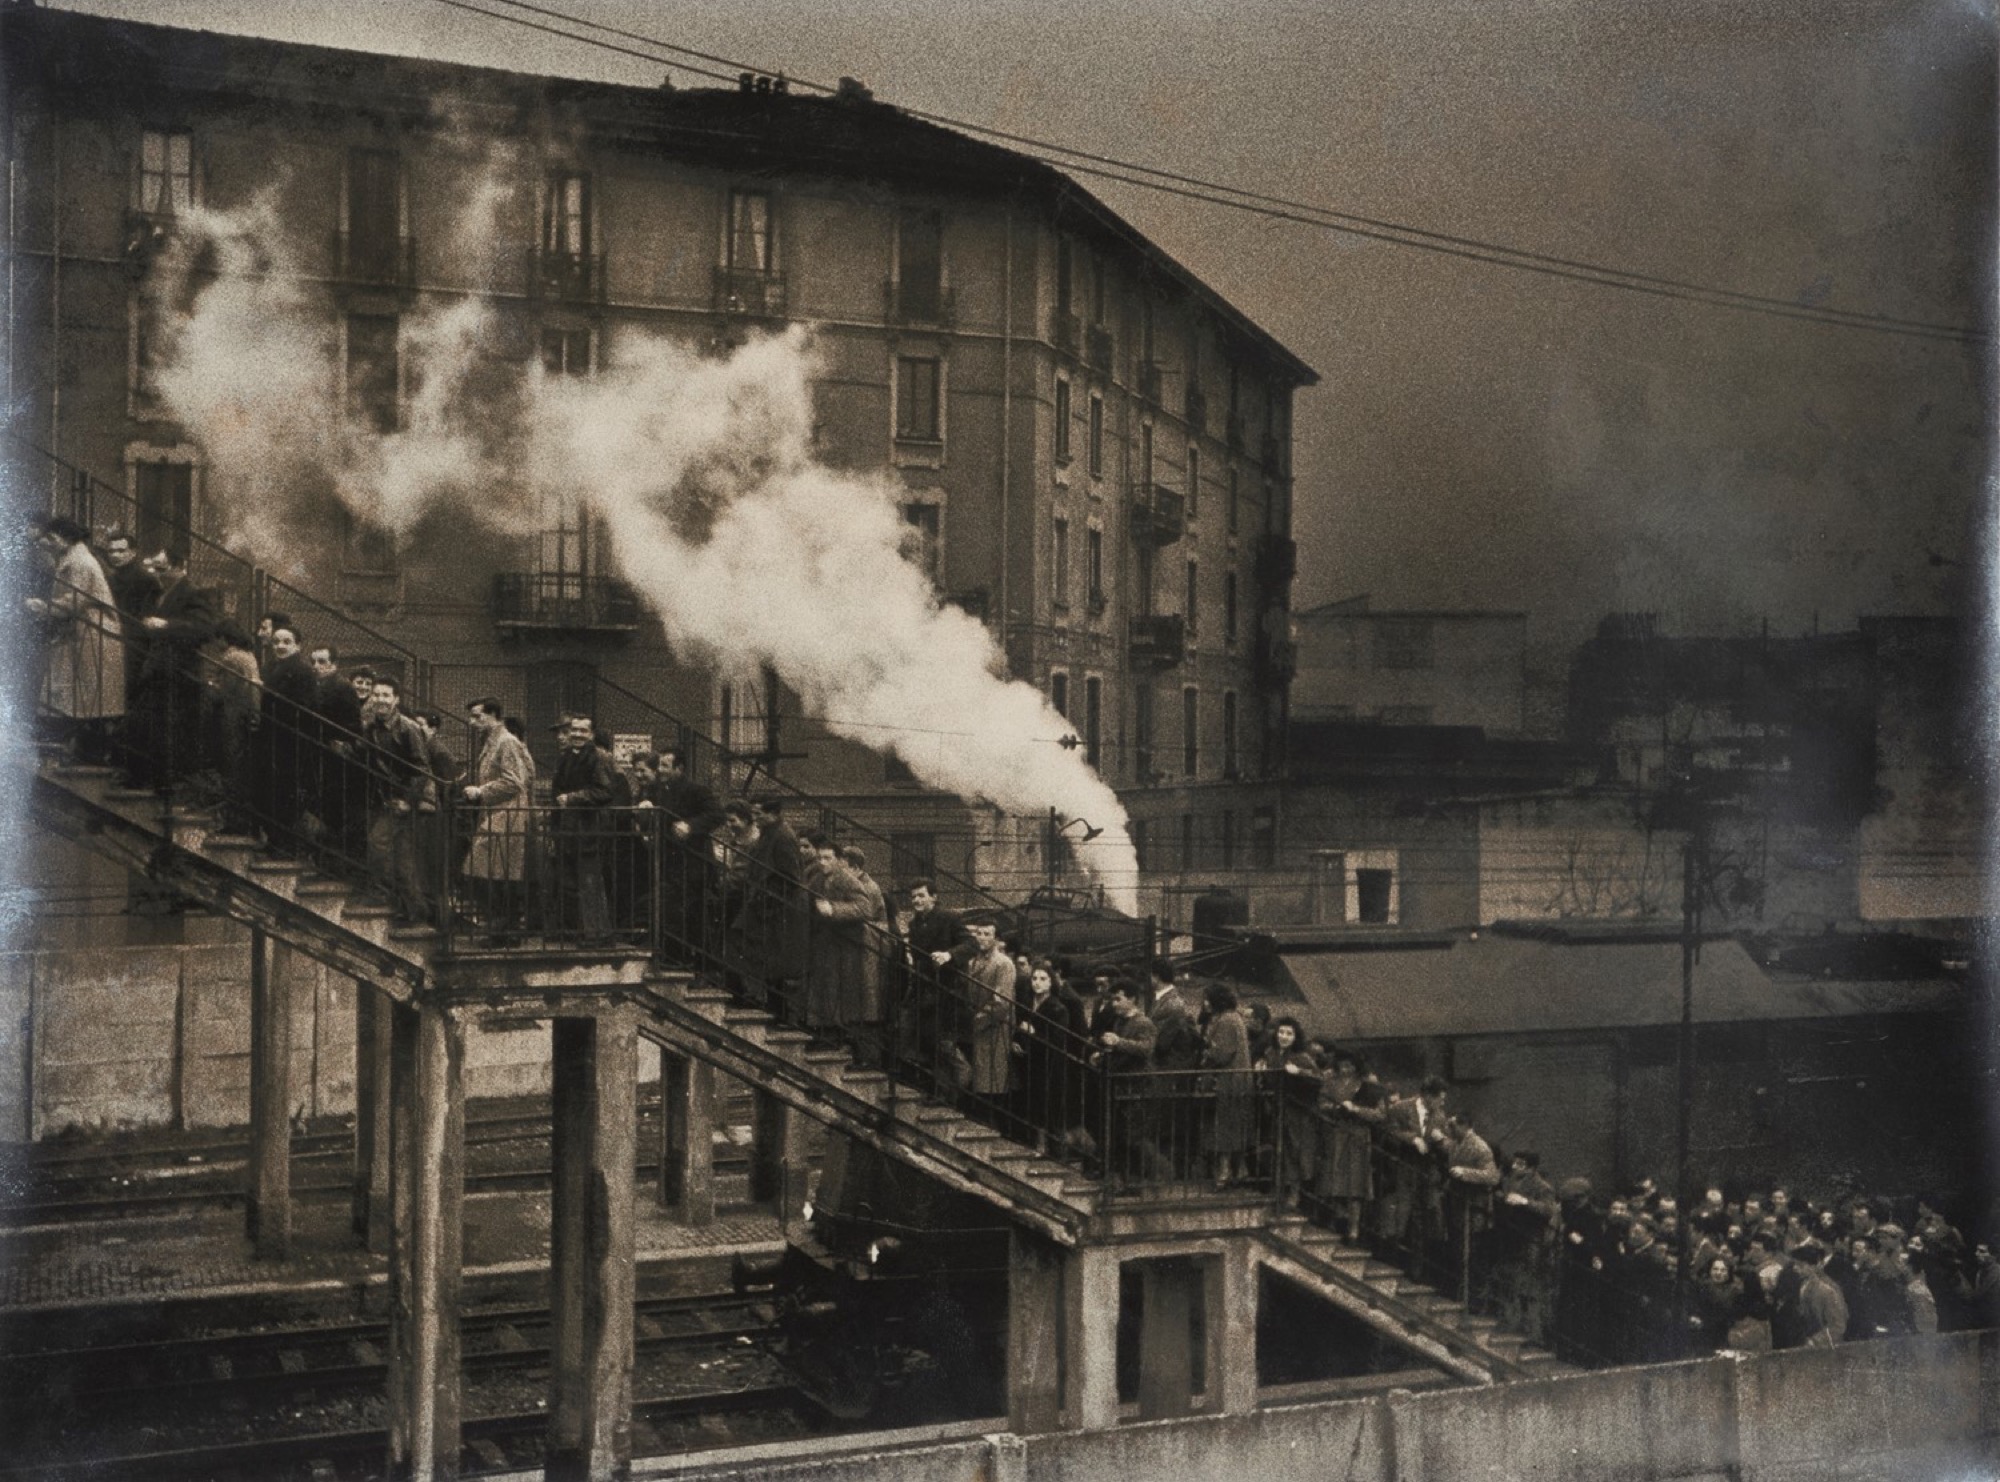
[998,208,1012,674]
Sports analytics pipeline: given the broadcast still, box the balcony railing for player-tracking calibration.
[528,247,606,306]
[1184,385,1208,434]
[332,230,418,292]
[1054,310,1081,357]
[1138,360,1164,403]
[492,571,642,636]
[884,278,954,327]
[1130,612,1188,668]
[1130,482,1186,546]
[713,264,788,318]
[1084,323,1114,373]
[1255,533,1298,587]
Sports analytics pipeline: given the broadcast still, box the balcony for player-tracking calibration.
[713,265,788,318]
[1130,482,1186,545]
[1254,628,1298,685]
[1255,533,1298,587]
[1084,324,1114,373]
[1129,613,1188,669]
[333,230,418,293]
[1054,310,1081,357]
[885,278,955,327]
[528,247,606,306]
[492,571,642,637]
[1184,385,1208,434]
[1138,361,1164,403]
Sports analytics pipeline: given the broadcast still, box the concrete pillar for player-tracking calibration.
[1214,1239,1260,1416]
[1007,1231,1069,1433]
[245,927,292,1258]
[658,1050,714,1225]
[386,999,465,1482]
[750,1086,808,1232]
[1136,1258,1201,1420]
[1064,1243,1122,1431]
[548,1009,639,1482]
[353,982,394,1252]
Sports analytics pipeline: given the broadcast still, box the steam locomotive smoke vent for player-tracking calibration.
[148,200,1142,912]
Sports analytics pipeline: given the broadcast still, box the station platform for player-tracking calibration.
[0,1191,785,1315]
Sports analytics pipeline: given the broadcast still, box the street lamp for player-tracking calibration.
[1043,809,1102,951]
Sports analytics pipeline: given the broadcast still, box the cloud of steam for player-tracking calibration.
[148,202,1141,910]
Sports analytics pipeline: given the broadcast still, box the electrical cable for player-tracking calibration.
[430,0,1986,345]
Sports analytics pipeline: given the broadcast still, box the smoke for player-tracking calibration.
[148,201,1141,910]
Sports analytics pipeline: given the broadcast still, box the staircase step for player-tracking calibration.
[916,1106,962,1125]
[104,786,163,803]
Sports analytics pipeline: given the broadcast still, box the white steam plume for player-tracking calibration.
[149,204,1141,910]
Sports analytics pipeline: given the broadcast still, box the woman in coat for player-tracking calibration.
[25,517,125,763]
[1200,984,1253,1189]
[1257,1018,1321,1202]
[1310,1051,1381,1237]
[1017,961,1088,1153]
[459,697,535,942]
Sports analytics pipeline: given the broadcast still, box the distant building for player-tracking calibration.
[1292,596,1528,735]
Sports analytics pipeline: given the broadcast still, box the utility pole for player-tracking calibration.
[1045,806,1059,954]
[1674,826,1703,1311]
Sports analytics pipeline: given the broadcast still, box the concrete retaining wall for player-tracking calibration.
[1,940,662,1139]
[634,1333,2000,1482]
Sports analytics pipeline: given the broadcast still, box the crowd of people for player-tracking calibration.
[26,518,1996,1372]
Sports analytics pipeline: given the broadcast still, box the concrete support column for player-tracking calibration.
[1137,1258,1201,1421]
[353,981,394,1252]
[548,1008,639,1482]
[750,1086,808,1232]
[1214,1239,1260,1416]
[386,998,465,1482]
[245,927,292,1258]
[658,1050,715,1225]
[1064,1242,1121,1431]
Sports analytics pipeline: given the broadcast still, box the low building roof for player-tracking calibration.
[1279,934,1962,1041]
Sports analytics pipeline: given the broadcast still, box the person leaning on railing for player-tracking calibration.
[23,516,125,767]
[1200,984,1254,1191]
[547,713,616,946]
[1091,978,1156,1186]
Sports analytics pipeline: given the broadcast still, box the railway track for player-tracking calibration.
[1,1292,813,1479]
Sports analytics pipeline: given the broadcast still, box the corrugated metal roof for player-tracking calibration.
[1280,936,1961,1041]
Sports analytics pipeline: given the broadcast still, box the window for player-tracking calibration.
[1219,810,1237,870]
[1131,819,1149,873]
[137,129,194,216]
[1356,869,1395,925]
[1184,559,1199,633]
[1182,686,1199,776]
[345,313,400,433]
[1088,254,1107,325]
[1135,539,1154,617]
[890,831,937,885]
[728,189,773,272]
[1222,691,1239,777]
[132,459,193,562]
[543,170,591,258]
[1134,685,1155,778]
[1139,297,1156,367]
[1251,805,1277,869]
[540,326,591,376]
[1139,421,1154,488]
[903,502,941,582]
[1227,466,1240,535]
[1054,377,1072,464]
[1050,671,1069,719]
[345,147,403,281]
[1180,814,1196,871]
[1223,573,1238,643]
[718,667,777,758]
[1373,619,1436,670]
[895,356,942,442]
[1056,238,1074,318]
[1087,394,1104,477]
[1186,445,1200,517]
[1086,528,1105,608]
[896,207,943,320]
[1052,517,1070,606]
[1084,676,1102,768]
[342,508,398,574]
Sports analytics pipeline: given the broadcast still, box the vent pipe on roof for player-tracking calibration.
[836,76,874,104]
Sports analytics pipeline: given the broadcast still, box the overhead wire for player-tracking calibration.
[434,0,1985,345]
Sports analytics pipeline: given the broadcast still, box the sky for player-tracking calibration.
[64,0,1998,648]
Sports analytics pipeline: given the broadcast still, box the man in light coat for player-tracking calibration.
[460,696,535,943]
[25,516,124,765]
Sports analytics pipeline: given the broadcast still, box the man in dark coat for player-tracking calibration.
[638,747,727,957]
[901,880,963,1072]
[257,623,319,857]
[549,713,616,944]
[409,708,461,924]
[359,677,437,925]
[306,648,367,869]
[130,547,216,791]
[735,795,807,1016]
